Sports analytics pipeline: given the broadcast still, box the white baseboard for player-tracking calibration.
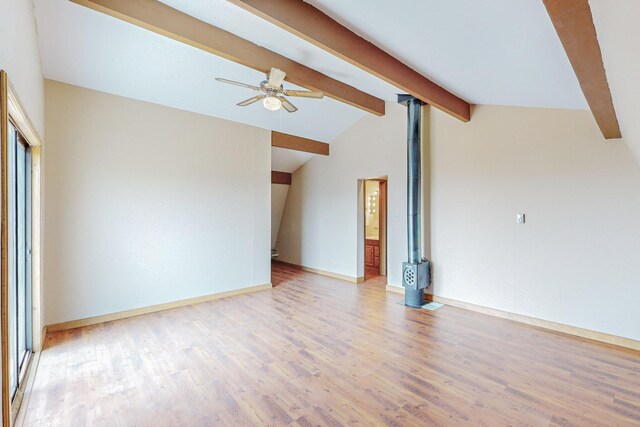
[386,285,404,294]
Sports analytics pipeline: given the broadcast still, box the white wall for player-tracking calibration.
[430,105,640,341]
[277,102,408,285]
[44,81,271,324]
[278,102,640,341]
[271,183,289,250]
[0,0,45,137]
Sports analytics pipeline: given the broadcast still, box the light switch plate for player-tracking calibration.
[517,213,525,224]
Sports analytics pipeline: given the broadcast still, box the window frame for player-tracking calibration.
[1,70,43,427]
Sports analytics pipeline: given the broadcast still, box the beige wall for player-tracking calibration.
[44,81,271,324]
[278,102,640,341]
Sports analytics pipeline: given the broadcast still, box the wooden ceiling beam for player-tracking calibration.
[228,0,471,122]
[70,0,385,116]
[271,171,292,185]
[543,0,621,139]
[271,131,329,156]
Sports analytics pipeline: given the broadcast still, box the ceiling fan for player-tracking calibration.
[215,67,324,113]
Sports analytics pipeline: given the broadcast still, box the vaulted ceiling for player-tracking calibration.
[35,0,593,172]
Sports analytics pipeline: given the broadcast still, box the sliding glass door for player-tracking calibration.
[7,120,32,400]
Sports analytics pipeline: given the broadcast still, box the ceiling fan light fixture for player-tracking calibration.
[263,95,282,111]
[215,68,313,113]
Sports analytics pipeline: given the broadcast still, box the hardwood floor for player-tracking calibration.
[24,263,640,426]
[364,266,383,282]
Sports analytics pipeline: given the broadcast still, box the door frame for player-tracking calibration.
[378,180,387,276]
[361,177,388,281]
[1,70,43,426]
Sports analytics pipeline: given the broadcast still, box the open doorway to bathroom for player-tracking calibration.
[363,178,387,283]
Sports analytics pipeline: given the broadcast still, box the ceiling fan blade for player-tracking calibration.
[267,68,286,88]
[215,77,261,91]
[278,96,298,113]
[283,89,324,99]
[237,95,266,106]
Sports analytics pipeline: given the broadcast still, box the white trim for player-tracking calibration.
[7,81,41,148]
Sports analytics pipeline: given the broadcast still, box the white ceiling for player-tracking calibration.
[34,0,367,144]
[34,0,588,172]
[590,0,640,165]
[270,148,315,173]
[307,0,587,109]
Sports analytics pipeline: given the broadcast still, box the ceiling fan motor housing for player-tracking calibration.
[215,68,319,112]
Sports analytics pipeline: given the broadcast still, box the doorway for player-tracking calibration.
[363,178,387,282]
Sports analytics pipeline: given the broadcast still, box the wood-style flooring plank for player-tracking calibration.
[22,262,640,426]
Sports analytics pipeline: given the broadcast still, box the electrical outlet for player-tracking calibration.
[516,213,525,224]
